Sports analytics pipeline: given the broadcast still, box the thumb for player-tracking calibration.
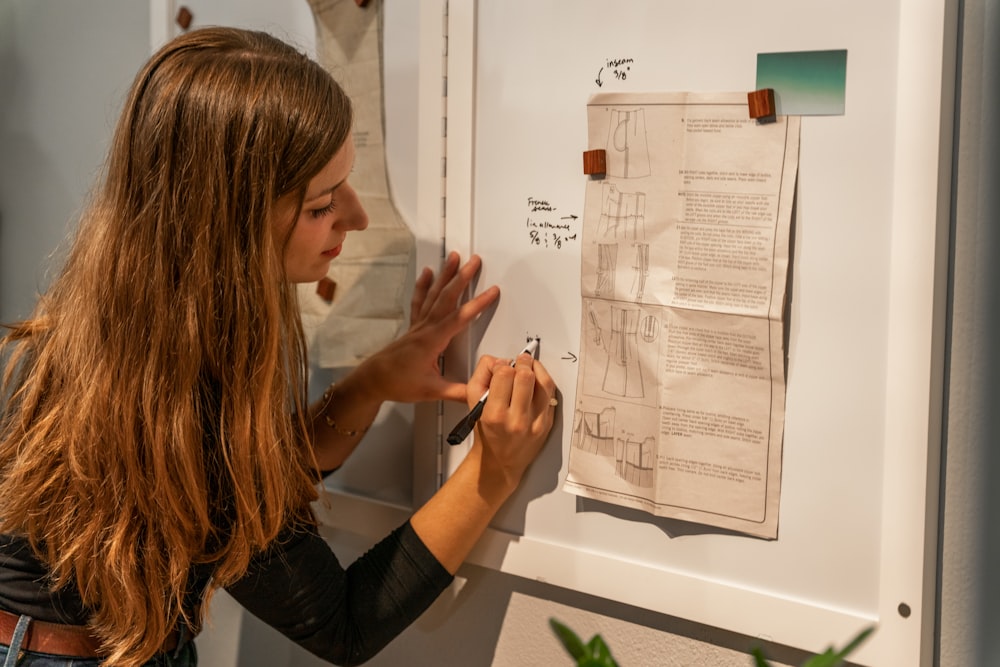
[437,380,469,404]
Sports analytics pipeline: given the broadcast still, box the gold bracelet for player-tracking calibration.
[320,385,369,438]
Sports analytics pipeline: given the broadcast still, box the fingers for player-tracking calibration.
[466,354,500,405]
[429,254,482,319]
[508,353,539,420]
[416,252,462,321]
[482,353,556,430]
[473,353,556,488]
[454,285,500,329]
[482,357,517,416]
[529,356,558,411]
[438,380,469,404]
[415,253,495,325]
[410,267,434,326]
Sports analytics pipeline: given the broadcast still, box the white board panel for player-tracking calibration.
[401,1,955,664]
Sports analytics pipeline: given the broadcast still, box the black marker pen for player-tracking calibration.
[446,337,540,445]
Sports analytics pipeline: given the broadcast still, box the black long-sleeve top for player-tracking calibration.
[0,521,453,666]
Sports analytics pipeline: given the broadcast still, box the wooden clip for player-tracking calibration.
[316,276,337,303]
[583,149,607,176]
[748,88,776,123]
[175,6,193,31]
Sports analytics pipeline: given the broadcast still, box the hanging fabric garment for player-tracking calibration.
[301,0,416,367]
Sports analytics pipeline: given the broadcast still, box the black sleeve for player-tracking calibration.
[224,520,453,666]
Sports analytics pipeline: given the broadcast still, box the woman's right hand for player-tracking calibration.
[466,350,558,492]
[409,349,557,573]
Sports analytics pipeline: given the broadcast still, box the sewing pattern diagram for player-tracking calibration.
[573,407,654,489]
[591,242,650,303]
[587,303,650,399]
[639,314,658,343]
[597,183,646,240]
[583,301,659,405]
[573,407,616,456]
[615,435,655,487]
[566,91,801,539]
[595,244,617,297]
[606,108,651,178]
[601,306,645,399]
[631,243,649,302]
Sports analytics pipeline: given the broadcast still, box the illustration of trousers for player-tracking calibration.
[595,244,617,297]
[598,184,646,240]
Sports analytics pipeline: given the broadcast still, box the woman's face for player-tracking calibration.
[280,136,368,283]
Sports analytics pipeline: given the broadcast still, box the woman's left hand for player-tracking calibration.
[352,251,499,405]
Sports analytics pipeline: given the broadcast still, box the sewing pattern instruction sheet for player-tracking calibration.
[566,92,800,539]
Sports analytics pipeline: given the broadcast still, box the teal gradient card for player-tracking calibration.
[756,49,848,115]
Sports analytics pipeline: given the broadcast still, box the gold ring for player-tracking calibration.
[549,397,559,407]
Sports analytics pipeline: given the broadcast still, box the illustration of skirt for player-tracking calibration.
[615,436,655,487]
[602,306,644,398]
[606,108,651,179]
[574,407,616,456]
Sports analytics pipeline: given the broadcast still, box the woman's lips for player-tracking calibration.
[322,244,342,259]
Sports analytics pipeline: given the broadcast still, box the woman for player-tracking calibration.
[0,27,556,667]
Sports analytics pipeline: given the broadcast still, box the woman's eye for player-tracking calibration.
[310,201,337,219]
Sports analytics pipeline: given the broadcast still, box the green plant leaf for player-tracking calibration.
[586,635,612,659]
[550,618,588,661]
[582,640,619,667]
[750,647,773,667]
[801,626,875,667]
[801,648,837,667]
[833,626,875,659]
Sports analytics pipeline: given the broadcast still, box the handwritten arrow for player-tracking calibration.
[562,352,578,362]
[560,214,578,221]
[595,67,604,87]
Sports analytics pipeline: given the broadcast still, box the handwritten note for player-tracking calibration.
[595,57,635,87]
[526,197,580,250]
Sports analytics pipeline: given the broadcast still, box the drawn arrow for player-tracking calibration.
[595,67,604,87]
[560,214,578,221]
[562,352,578,362]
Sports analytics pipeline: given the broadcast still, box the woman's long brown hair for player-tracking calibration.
[0,27,351,665]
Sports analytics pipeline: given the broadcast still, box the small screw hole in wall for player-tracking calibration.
[898,602,912,618]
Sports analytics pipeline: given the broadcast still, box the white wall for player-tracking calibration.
[0,0,149,322]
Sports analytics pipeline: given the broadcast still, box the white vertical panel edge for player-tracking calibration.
[415,0,447,266]
[148,0,175,53]
[872,0,957,665]
[439,0,478,479]
[413,0,450,503]
[443,0,475,262]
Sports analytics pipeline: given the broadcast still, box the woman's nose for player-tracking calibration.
[337,183,369,232]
